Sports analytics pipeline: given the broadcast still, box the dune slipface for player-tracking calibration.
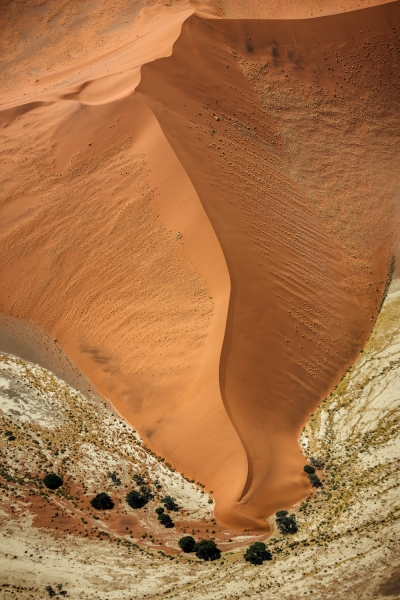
[0,0,398,530]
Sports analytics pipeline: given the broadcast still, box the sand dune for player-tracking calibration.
[216,0,395,19]
[0,0,399,531]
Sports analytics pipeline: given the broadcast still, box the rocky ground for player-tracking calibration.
[1,280,400,599]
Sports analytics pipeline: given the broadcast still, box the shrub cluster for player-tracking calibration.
[304,464,323,487]
[43,473,63,490]
[161,496,179,511]
[126,486,153,509]
[158,512,174,528]
[156,507,174,527]
[309,473,323,488]
[244,542,272,565]
[90,492,114,510]
[178,535,196,553]
[194,539,220,561]
[178,536,220,560]
[276,510,298,535]
[310,456,324,470]
[303,464,315,474]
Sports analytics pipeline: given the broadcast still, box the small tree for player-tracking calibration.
[43,473,63,490]
[178,535,196,553]
[161,496,179,511]
[308,473,323,488]
[155,507,164,515]
[126,489,150,509]
[195,539,221,561]
[276,510,298,535]
[303,464,315,474]
[90,492,114,510]
[139,486,154,502]
[244,542,272,565]
[158,513,174,528]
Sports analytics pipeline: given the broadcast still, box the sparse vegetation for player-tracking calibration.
[133,474,146,485]
[161,495,179,511]
[43,473,63,490]
[244,541,272,565]
[195,539,221,561]
[178,535,196,553]
[310,456,324,470]
[90,492,114,510]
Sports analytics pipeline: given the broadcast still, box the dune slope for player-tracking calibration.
[137,2,398,527]
[0,0,399,531]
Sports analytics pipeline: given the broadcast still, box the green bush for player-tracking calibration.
[158,513,174,528]
[126,488,151,509]
[195,539,221,561]
[155,507,164,515]
[308,473,323,488]
[178,535,196,553]
[276,510,298,535]
[303,464,315,474]
[43,473,63,490]
[161,496,179,511]
[244,542,272,565]
[90,492,114,510]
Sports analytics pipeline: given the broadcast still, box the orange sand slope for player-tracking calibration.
[0,0,399,530]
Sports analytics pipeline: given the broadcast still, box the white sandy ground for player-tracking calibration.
[1,280,400,598]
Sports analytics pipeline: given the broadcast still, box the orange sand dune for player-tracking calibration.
[0,0,399,530]
[216,0,395,19]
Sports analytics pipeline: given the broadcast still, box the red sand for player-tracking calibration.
[0,0,399,530]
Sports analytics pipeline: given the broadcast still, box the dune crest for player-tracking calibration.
[1,0,399,530]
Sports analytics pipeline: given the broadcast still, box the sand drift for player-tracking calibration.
[0,0,399,530]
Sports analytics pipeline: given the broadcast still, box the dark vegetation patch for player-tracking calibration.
[276,510,298,535]
[43,473,63,490]
[178,535,196,553]
[244,541,272,565]
[195,539,220,561]
[90,492,114,510]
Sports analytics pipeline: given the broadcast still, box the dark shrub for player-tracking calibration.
[43,473,63,490]
[303,464,315,474]
[133,474,146,485]
[155,507,165,515]
[158,513,174,528]
[90,492,114,510]
[308,473,323,488]
[276,510,298,535]
[244,542,272,565]
[45,586,56,597]
[310,456,325,470]
[126,489,150,509]
[195,539,221,561]
[161,496,179,511]
[178,535,196,553]
[140,485,154,502]
[109,471,121,486]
